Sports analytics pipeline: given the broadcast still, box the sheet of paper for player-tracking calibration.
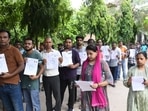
[75,81,96,92]
[61,51,73,67]
[129,49,136,58]
[24,58,38,75]
[79,52,87,64]
[0,54,8,74]
[132,76,145,91]
[101,46,110,61]
[110,51,117,59]
[43,53,59,69]
[101,46,110,55]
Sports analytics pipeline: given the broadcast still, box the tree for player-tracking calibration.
[118,0,135,43]
[0,0,25,43]
[21,0,73,48]
[76,0,118,44]
[51,0,73,43]
[143,16,148,32]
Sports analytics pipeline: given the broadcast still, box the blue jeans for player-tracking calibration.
[23,89,41,111]
[110,66,118,82]
[0,83,24,111]
[118,59,127,80]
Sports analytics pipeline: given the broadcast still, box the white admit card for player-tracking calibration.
[0,54,8,74]
[24,58,38,75]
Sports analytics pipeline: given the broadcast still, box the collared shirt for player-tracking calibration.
[128,49,136,64]
[119,45,127,59]
[74,46,86,75]
[41,49,61,77]
[109,47,121,67]
[0,45,24,85]
[100,45,110,61]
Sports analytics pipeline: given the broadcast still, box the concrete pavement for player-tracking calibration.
[36,80,128,111]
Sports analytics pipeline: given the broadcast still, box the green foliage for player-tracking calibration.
[77,0,119,44]
[0,0,146,46]
[21,0,73,47]
[118,0,135,43]
[143,16,148,32]
[50,0,73,42]
[0,0,26,43]
[21,0,60,37]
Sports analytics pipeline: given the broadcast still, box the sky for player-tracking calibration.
[70,0,118,9]
[70,0,83,9]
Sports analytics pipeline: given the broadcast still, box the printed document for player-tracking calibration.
[75,81,96,92]
[129,49,136,58]
[79,52,87,64]
[0,54,8,74]
[110,51,117,59]
[61,51,73,67]
[43,53,59,69]
[24,58,38,75]
[132,76,145,91]
[101,46,110,55]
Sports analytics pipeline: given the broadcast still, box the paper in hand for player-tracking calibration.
[75,81,96,92]
[132,76,145,91]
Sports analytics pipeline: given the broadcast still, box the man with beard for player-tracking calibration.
[0,29,24,111]
[59,38,81,111]
[21,38,44,111]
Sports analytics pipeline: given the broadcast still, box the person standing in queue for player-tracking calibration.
[21,38,44,111]
[41,37,62,111]
[59,37,81,111]
[0,29,24,111]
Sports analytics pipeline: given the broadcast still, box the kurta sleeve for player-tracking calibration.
[101,60,113,85]
[123,67,134,88]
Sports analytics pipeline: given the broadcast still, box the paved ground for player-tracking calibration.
[34,80,128,111]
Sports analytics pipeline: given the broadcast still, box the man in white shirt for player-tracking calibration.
[74,36,87,102]
[109,42,121,85]
[41,37,62,111]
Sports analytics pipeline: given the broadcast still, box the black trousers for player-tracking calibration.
[60,77,76,109]
[43,75,61,111]
[75,75,80,101]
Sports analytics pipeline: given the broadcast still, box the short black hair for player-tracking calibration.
[15,40,22,44]
[76,35,84,40]
[64,37,73,43]
[58,43,63,46]
[0,29,11,38]
[87,39,95,45]
[24,37,34,44]
[86,44,98,52]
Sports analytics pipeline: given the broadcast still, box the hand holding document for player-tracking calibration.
[43,53,59,69]
[24,58,38,76]
[101,46,110,55]
[0,54,8,75]
[75,81,96,92]
[110,51,117,59]
[129,49,136,58]
[79,52,87,64]
[132,76,145,91]
[61,51,73,67]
